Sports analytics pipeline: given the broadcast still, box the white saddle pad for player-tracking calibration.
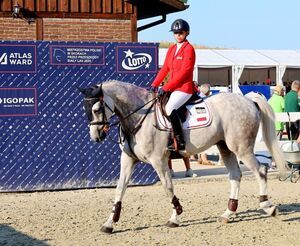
[155,101,212,131]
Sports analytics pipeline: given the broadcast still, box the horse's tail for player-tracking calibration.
[252,97,289,176]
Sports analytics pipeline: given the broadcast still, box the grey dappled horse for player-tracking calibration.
[79,80,288,233]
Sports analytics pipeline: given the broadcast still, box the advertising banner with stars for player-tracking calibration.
[0,41,159,191]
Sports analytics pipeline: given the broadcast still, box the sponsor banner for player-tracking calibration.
[116,46,157,73]
[50,45,105,66]
[239,85,271,100]
[0,44,36,73]
[0,41,159,192]
[0,87,37,116]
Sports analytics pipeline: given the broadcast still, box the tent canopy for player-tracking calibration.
[258,50,300,68]
[158,48,300,68]
[158,48,300,92]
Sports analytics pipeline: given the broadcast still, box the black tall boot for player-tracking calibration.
[167,110,185,151]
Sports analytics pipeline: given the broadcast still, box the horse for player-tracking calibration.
[79,80,288,234]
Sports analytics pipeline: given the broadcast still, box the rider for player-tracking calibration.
[150,19,197,152]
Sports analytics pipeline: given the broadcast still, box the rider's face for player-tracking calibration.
[173,31,188,43]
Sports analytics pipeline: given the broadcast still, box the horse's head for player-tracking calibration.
[79,84,114,142]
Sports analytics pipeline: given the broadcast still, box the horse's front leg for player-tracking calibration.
[101,151,136,234]
[152,158,183,227]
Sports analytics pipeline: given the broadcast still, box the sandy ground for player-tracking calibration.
[0,175,299,246]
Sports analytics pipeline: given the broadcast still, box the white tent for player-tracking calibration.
[158,48,300,93]
[214,50,278,93]
[258,50,300,86]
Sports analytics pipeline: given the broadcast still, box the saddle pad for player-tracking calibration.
[155,101,212,131]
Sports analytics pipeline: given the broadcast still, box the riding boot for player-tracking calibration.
[167,110,185,151]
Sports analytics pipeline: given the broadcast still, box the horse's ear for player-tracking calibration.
[77,87,86,95]
[92,84,103,98]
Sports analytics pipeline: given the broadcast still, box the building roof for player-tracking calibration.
[128,0,188,20]
[0,0,187,20]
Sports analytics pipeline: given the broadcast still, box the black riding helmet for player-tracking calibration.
[170,19,190,34]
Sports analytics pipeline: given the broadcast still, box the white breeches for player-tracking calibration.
[165,91,192,116]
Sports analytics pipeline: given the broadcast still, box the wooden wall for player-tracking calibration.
[0,0,137,41]
[0,0,134,14]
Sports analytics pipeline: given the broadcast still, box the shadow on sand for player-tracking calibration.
[0,224,49,245]
[111,203,300,234]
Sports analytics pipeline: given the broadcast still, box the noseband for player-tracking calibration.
[84,97,114,127]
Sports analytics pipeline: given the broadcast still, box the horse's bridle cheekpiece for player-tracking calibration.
[81,83,158,142]
[81,84,112,141]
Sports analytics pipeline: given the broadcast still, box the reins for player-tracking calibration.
[109,96,158,128]
[105,95,158,148]
[85,95,158,144]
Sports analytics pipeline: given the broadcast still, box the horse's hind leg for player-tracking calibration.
[238,152,278,217]
[152,158,183,227]
[217,141,242,223]
[101,151,136,234]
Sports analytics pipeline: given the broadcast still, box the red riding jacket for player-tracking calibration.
[152,40,196,94]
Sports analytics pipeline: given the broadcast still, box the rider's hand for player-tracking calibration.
[149,86,158,93]
[158,87,165,97]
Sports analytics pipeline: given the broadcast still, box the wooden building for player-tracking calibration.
[0,0,187,42]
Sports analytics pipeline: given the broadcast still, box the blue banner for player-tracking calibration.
[0,87,37,116]
[50,45,105,66]
[0,41,159,191]
[0,44,36,73]
[239,85,271,100]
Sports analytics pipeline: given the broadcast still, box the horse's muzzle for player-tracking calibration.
[99,131,107,141]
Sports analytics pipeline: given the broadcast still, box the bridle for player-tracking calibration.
[83,87,158,158]
[84,93,158,136]
[84,97,114,127]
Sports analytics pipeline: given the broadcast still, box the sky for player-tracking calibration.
[138,0,300,49]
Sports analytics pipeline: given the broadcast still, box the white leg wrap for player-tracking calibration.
[221,208,235,220]
[102,213,114,228]
[260,200,277,216]
[169,209,180,225]
[259,200,272,209]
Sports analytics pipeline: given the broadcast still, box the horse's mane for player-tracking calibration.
[101,79,149,97]
[101,80,152,109]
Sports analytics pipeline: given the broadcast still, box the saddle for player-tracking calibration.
[158,92,203,122]
[156,93,212,131]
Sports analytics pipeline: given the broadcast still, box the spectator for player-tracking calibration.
[168,156,195,177]
[199,83,211,97]
[197,83,215,165]
[268,85,285,140]
[198,153,214,165]
[285,81,291,94]
[284,80,300,140]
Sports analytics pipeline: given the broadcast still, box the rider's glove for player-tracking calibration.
[158,87,165,97]
[149,86,158,93]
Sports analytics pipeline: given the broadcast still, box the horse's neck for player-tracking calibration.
[104,83,152,133]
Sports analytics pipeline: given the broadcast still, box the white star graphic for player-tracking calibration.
[145,63,150,68]
[124,49,134,58]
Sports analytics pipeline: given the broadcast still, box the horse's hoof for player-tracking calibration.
[166,221,179,228]
[270,206,279,217]
[218,216,229,224]
[262,206,278,217]
[101,226,113,234]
